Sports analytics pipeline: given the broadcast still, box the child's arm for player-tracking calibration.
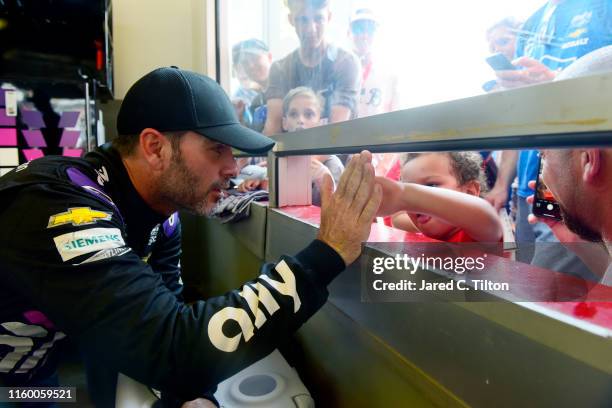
[237,179,268,192]
[311,159,335,189]
[263,99,283,135]
[391,212,419,232]
[376,177,502,242]
[401,183,503,242]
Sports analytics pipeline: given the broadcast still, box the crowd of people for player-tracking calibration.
[231,1,398,184]
[230,0,612,278]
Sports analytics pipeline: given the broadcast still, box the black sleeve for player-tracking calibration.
[3,187,345,400]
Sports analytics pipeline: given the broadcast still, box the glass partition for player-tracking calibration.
[252,73,612,335]
[221,0,612,134]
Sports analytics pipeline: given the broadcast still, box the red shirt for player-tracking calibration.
[446,229,478,243]
[386,159,401,182]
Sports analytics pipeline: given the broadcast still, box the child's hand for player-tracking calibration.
[310,159,333,185]
[374,176,405,217]
[237,178,268,192]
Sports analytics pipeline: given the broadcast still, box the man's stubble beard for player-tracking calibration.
[158,153,220,217]
[559,203,602,242]
[556,169,602,242]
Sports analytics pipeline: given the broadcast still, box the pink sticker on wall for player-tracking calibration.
[59,129,81,147]
[0,108,16,126]
[21,110,45,129]
[58,111,80,128]
[62,148,83,158]
[23,148,45,161]
[22,130,47,147]
[0,128,17,146]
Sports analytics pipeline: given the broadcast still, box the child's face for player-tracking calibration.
[350,20,377,57]
[282,95,321,132]
[238,52,271,85]
[487,26,517,61]
[401,153,472,240]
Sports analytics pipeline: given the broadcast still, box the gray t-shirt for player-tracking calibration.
[312,155,345,206]
[266,45,361,118]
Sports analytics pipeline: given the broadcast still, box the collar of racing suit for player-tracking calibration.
[81,143,170,250]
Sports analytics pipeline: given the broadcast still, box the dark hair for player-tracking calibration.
[112,131,185,157]
[287,0,330,12]
[400,152,487,193]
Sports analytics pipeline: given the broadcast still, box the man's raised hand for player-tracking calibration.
[317,151,382,266]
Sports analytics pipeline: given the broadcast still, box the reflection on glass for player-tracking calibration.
[224,0,612,114]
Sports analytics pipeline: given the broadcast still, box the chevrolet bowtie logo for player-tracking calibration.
[568,28,587,39]
[47,207,112,228]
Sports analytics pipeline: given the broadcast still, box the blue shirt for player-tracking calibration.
[516,0,612,197]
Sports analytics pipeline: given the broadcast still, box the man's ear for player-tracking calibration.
[139,128,172,171]
[581,149,602,184]
[463,180,481,197]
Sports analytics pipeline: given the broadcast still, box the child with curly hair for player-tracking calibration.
[389,152,502,242]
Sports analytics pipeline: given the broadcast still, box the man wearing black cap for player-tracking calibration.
[263,0,361,135]
[0,67,382,406]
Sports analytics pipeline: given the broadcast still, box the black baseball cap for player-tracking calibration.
[117,66,275,154]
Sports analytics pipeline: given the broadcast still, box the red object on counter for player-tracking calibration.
[95,40,103,71]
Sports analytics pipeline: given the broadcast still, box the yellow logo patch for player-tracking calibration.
[47,207,112,228]
[568,28,587,39]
